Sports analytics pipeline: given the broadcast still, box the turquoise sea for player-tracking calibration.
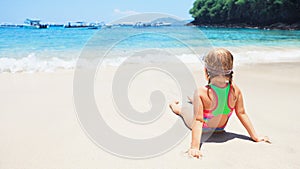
[0,26,300,72]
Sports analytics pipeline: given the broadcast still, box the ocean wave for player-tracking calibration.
[1,48,300,73]
[0,53,76,73]
[0,53,203,73]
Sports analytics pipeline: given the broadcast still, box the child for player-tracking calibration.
[169,48,270,158]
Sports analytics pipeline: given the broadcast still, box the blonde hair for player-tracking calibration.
[204,48,234,84]
[204,48,236,100]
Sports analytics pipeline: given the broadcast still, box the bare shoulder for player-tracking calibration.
[231,83,242,97]
[194,86,208,97]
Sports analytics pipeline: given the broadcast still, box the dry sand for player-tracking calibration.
[0,61,299,169]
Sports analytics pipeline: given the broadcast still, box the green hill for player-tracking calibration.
[189,0,300,30]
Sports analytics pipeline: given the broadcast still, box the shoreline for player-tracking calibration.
[1,46,300,73]
[187,22,300,30]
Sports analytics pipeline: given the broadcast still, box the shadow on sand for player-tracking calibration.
[200,131,252,147]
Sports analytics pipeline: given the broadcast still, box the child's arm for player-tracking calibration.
[189,120,203,158]
[235,87,270,143]
[188,89,204,158]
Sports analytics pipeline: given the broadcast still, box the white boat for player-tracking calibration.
[23,19,48,29]
[64,21,102,29]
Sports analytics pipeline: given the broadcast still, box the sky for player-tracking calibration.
[0,0,195,24]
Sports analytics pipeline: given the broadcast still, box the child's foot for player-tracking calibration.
[169,101,181,115]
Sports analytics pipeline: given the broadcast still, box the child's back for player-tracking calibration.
[198,82,237,129]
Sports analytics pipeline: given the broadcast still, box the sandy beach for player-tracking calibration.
[0,60,300,169]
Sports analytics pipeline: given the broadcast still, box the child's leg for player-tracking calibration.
[169,101,196,129]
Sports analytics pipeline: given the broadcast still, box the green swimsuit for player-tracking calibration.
[203,84,234,130]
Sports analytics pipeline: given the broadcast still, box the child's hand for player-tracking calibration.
[187,148,202,159]
[252,136,271,144]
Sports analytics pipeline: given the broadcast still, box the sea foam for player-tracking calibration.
[0,53,75,73]
[1,47,300,73]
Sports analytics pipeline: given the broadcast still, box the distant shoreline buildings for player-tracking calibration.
[0,17,189,29]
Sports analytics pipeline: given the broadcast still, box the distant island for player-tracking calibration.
[189,0,300,30]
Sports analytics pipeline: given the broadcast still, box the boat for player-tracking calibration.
[102,24,112,29]
[133,22,152,28]
[23,19,48,29]
[64,21,100,29]
[152,22,171,27]
[65,21,87,28]
[133,21,172,28]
